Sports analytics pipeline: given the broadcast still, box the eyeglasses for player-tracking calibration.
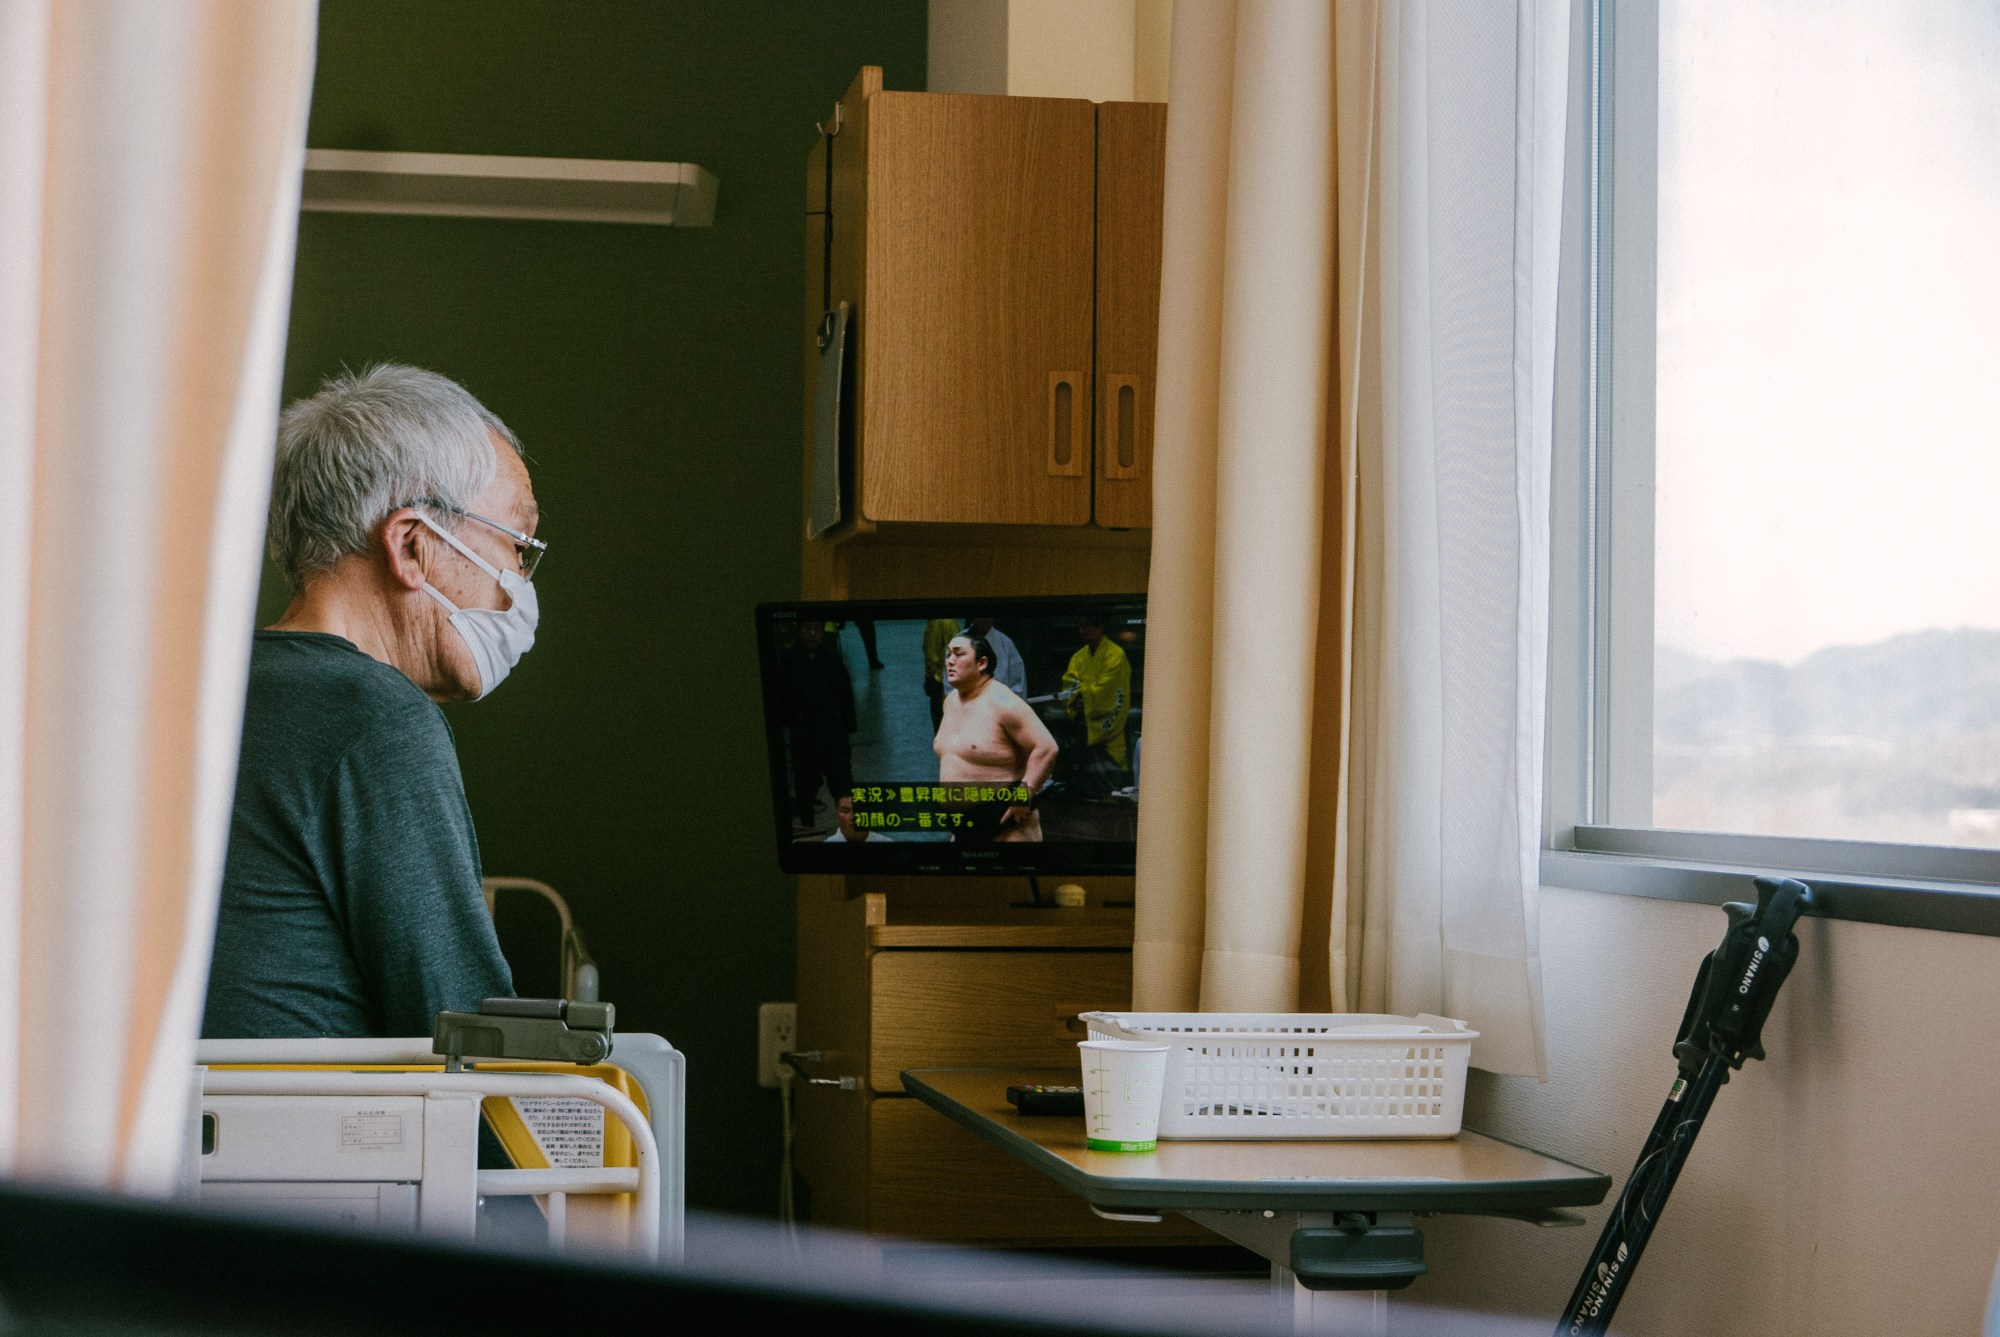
[405,498,547,581]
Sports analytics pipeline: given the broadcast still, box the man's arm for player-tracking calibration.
[1061,647,1086,717]
[323,702,512,1038]
[1093,652,1132,744]
[999,699,1059,828]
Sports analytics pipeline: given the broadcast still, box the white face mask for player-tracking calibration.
[416,512,539,699]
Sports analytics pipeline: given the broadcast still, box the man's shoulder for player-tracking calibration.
[245,632,448,756]
[987,680,1032,712]
[956,682,1028,725]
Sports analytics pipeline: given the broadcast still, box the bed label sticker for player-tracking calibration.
[513,1096,605,1169]
[339,1111,404,1150]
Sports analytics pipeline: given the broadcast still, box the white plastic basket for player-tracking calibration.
[1079,1012,1478,1140]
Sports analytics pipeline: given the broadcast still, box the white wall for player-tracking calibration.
[928,0,1008,95]
[1005,0,1136,102]
[1130,0,1171,102]
[1403,886,2000,1335]
[928,0,1172,101]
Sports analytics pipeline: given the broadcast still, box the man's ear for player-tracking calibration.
[379,508,432,591]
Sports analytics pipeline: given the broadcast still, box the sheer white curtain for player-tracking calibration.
[0,0,317,1189]
[1134,0,1568,1077]
[1343,0,1570,1079]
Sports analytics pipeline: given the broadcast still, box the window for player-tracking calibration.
[1546,0,2000,926]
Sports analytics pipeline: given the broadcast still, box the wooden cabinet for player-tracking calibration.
[809,67,1165,534]
[860,89,1097,526]
[869,947,1131,1090]
[793,883,1210,1245]
[792,72,1172,1251]
[1092,101,1167,530]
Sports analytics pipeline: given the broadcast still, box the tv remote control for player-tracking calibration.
[1006,1084,1085,1116]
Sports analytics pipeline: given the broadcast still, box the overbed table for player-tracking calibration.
[902,1067,1609,1335]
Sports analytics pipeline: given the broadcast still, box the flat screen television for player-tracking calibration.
[755,595,1146,875]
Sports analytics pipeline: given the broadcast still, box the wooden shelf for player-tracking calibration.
[811,520,1154,551]
[870,913,1135,950]
[301,149,719,226]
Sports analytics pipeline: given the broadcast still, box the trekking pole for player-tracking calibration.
[1555,875,1815,1337]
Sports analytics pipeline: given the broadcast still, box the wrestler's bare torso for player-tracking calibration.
[935,642,1058,841]
[935,681,1036,781]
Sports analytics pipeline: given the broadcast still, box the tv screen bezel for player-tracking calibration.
[754,594,1146,877]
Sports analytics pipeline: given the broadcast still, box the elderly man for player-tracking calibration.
[202,364,540,1039]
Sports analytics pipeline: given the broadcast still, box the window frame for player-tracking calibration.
[1540,0,2000,934]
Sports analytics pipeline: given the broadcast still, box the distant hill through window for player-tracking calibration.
[1654,628,2000,847]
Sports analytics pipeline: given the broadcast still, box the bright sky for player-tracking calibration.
[1653,0,2000,665]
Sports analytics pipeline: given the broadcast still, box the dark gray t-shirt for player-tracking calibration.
[202,631,513,1038]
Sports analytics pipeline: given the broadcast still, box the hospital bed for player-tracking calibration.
[188,1008,684,1262]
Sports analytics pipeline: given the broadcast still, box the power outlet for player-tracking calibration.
[758,1001,797,1088]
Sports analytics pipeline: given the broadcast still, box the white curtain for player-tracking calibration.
[1134,0,1568,1078]
[0,0,317,1189]
[1344,0,1570,1079]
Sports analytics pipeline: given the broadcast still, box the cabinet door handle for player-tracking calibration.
[1047,371,1086,477]
[1100,374,1141,480]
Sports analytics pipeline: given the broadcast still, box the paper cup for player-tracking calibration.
[1079,1039,1169,1152]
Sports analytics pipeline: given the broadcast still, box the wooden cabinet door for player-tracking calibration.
[870,949,1131,1093]
[860,92,1096,527]
[1092,102,1166,530]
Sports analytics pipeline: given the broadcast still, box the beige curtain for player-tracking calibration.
[1133,0,1367,1015]
[1135,0,1567,1078]
[0,0,317,1190]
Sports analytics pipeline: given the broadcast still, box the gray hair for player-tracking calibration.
[268,364,521,587]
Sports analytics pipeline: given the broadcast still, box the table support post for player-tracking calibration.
[1184,1209,1407,1337]
[1268,1265,1386,1337]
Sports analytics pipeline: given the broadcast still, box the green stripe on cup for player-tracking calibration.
[1087,1138,1157,1153]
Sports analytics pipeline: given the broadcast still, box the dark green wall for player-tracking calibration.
[272,1,926,1216]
